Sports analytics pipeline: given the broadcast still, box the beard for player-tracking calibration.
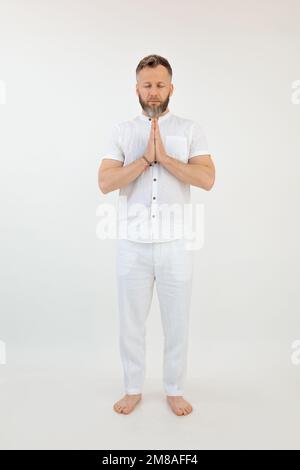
[138,93,170,118]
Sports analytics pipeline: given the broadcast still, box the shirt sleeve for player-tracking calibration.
[100,124,125,163]
[189,121,210,159]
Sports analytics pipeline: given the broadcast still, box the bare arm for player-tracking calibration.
[99,118,156,194]
[98,157,149,194]
[160,154,215,191]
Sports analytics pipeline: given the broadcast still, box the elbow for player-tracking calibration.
[205,180,214,191]
[99,183,110,194]
[99,185,109,195]
[98,177,110,195]
[98,168,110,194]
[205,172,215,191]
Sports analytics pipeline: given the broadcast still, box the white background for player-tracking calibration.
[0,0,300,449]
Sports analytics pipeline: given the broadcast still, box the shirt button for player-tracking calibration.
[152,215,155,218]
[154,161,157,164]
[153,178,157,181]
[153,196,156,200]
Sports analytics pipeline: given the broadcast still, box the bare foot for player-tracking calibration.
[166,395,193,416]
[113,394,142,414]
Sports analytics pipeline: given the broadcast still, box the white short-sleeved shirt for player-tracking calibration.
[101,110,210,243]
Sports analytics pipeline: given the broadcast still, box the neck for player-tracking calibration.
[142,108,169,119]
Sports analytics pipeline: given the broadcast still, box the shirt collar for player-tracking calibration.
[139,110,172,123]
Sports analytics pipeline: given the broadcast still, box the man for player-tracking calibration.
[98,54,215,416]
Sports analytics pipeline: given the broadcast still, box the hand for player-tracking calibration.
[143,117,156,164]
[154,118,168,164]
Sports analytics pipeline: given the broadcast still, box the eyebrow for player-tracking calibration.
[143,81,166,84]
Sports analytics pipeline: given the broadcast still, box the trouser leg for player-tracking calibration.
[154,239,194,396]
[116,240,154,394]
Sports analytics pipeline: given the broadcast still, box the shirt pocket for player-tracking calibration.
[165,135,188,163]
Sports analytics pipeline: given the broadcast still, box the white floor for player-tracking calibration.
[1,341,300,450]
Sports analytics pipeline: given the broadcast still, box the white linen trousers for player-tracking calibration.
[116,238,194,396]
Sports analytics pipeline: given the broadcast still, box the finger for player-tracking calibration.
[150,122,155,138]
[151,118,158,138]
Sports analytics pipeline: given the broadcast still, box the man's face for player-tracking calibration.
[136,65,174,118]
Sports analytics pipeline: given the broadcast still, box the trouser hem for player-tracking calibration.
[165,389,184,396]
[125,389,142,395]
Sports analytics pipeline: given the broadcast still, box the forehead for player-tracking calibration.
[137,65,170,83]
